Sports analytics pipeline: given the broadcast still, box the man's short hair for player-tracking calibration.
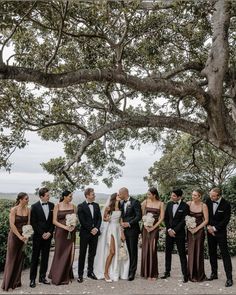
[172,188,183,197]
[84,187,94,197]
[210,187,222,196]
[39,187,49,197]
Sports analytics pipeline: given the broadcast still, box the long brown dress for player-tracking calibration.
[48,209,76,285]
[141,207,160,279]
[187,210,206,282]
[1,215,28,291]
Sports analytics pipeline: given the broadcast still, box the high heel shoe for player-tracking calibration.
[104,274,112,283]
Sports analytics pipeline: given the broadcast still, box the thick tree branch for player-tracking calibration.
[0,66,207,103]
[161,62,204,79]
[62,115,208,171]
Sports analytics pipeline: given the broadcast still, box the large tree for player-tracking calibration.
[0,0,236,189]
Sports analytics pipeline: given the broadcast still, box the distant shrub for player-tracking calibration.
[0,199,14,271]
[0,199,32,271]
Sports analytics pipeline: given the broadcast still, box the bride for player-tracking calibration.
[93,193,130,282]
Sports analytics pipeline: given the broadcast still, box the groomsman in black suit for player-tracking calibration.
[77,188,102,283]
[119,187,142,281]
[161,189,189,283]
[206,187,233,287]
[30,187,54,288]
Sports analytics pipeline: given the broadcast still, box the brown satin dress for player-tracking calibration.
[187,210,206,282]
[48,209,76,285]
[1,215,28,291]
[141,207,160,279]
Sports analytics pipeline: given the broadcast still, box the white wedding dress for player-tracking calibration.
[94,210,130,281]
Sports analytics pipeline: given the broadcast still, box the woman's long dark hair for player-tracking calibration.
[148,187,160,200]
[108,193,117,213]
[60,190,72,202]
[15,192,28,205]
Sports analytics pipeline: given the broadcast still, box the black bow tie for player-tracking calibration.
[172,201,178,205]
[42,203,48,206]
[88,202,94,206]
[212,201,219,204]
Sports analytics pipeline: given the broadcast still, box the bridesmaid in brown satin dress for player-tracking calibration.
[141,187,164,280]
[48,190,77,285]
[1,192,30,291]
[187,189,209,282]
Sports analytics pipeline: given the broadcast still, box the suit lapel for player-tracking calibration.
[84,201,93,219]
[36,201,47,220]
[173,201,183,218]
[215,198,224,215]
[124,197,133,216]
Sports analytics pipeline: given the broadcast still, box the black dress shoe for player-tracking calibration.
[87,272,97,280]
[207,273,218,281]
[183,275,188,283]
[39,277,50,284]
[77,277,83,283]
[161,272,170,279]
[128,276,135,281]
[29,280,36,288]
[225,279,233,287]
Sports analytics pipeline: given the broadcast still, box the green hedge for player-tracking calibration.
[0,199,32,271]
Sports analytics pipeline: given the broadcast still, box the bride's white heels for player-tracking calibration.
[104,274,112,283]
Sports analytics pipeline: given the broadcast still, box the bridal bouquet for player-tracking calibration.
[119,242,128,261]
[65,213,78,239]
[22,225,34,243]
[142,212,155,227]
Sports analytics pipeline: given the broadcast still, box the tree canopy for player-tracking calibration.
[0,0,236,190]
[144,133,236,194]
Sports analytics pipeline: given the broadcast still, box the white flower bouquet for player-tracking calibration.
[65,213,78,239]
[185,215,197,230]
[119,242,128,261]
[22,225,34,243]
[185,215,197,240]
[142,212,155,227]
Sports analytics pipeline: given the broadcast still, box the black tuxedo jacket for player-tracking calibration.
[30,201,54,238]
[121,197,142,236]
[77,201,102,237]
[164,200,189,236]
[206,197,231,233]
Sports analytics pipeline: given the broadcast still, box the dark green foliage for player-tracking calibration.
[0,199,32,271]
[0,199,14,271]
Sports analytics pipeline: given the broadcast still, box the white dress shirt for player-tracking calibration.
[172,199,181,217]
[213,197,221,215]
[124,197,131,214]
[87,201,94,218]
[40,200,49,220]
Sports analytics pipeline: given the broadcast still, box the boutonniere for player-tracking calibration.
[126,200,131,207]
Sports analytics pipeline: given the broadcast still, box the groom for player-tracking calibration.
[77,188,102,283]
[119,187,142,281]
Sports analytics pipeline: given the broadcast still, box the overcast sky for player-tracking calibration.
[0,47,162,196]
[0,132,161,195]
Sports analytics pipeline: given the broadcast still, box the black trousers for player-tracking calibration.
[30,236,52,280]
[125,233,139,277]
[207,232,232,280]
[78,234,98,277]
[165,234,187,276]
